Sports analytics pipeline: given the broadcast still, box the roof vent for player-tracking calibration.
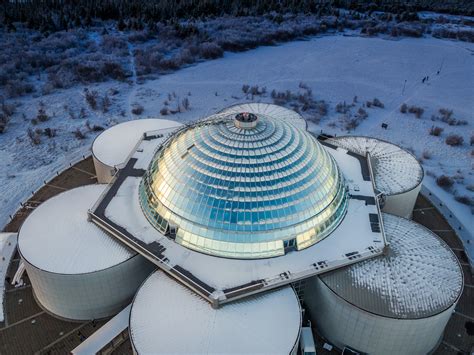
[234,112,258,129]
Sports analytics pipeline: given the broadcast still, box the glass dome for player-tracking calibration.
[139,111,348,259]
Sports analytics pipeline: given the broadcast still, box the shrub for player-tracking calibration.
[37,103,49,122]
[76,63,104,83]
[102,35,128,52]
[242,85,250,94]
[445,134,464,146]
[73,128,86,139]
[27,128,41,145]
[356,107,368,120]
[0,113,9,133]
[160,107,169,115]
[102,94,111,113]
[249,85,266,96]
[315,100,328,117]
[408,105,424,118]
[439,108,453,121]
[400,103,407,113]
[132,104,144,115]
[436,175,454,188]
[422,150,432,159]
[0,100,15,133]
[102,61,126,81]
[182,97,190,111]
[92,125,105,131]
[372,98,384,108]
[336,101,350,114]
[450,119,467,126]
[80,108,88,119]
[396,23,424,37]
[345,118,359,131]
[44,127,56,138]
[1,101,15,117]
[429,126,443,136]
[199,42,223,59]
[5,80,35,98]
[272,90,294,105]
[159,58,181,71]
[86,121,105,131]
[84,89,98,110]
[299,82,309,90]
[455,195,473,206]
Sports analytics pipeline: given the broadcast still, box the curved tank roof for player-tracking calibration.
[92,118,182,167]
[18,185,135,274]
[218,102,307,130]
[326,136,423,195]
[140,111,348,259]
[130,271,301,354]
[319,213,463,319]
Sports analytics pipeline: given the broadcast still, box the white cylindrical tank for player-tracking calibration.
[304,213,463,355]
[92,119,182,183]
[218,102,307,130]
[130,271,302,355]
[18,185,155,321]
[326,136,423,218]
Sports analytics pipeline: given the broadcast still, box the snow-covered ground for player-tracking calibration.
[0,35,472,242]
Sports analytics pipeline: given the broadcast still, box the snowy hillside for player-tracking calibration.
[0,34,472,239]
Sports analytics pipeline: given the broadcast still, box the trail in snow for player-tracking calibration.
[126,38,138,120]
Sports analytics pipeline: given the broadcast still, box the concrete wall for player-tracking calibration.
[23,255,155,321]
[93,156,116,184]
[304,276,454,355]
[382,183,421,219]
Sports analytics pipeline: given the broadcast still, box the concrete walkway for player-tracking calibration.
[72,304,131,355]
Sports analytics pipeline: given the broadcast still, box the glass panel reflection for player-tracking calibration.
[139,112,348,259]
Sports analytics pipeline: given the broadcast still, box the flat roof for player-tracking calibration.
[19,185,135,274]
[89,128,386,306]
[130,271,301,354]
[320,213,463,319]
[325,136,423,195]
[92,119,182,168]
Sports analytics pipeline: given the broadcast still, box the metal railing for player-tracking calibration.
[367,152,389,249]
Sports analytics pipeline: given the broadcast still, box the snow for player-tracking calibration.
[1,34,472,251]
[103,136,385,295]
[130,271,301,355]
[0,233,17,322]
[72,304,131,355]
[326,136,423,195]
[320,213,463,319]
[92,118,182,168]
[18,185,135,274]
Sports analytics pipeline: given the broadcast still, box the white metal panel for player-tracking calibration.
[382,184,421,219]
[24,256,154,321]
[305,276,455,355]
[130,271,301,354]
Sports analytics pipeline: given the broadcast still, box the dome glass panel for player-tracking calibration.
[139,111,347,259]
